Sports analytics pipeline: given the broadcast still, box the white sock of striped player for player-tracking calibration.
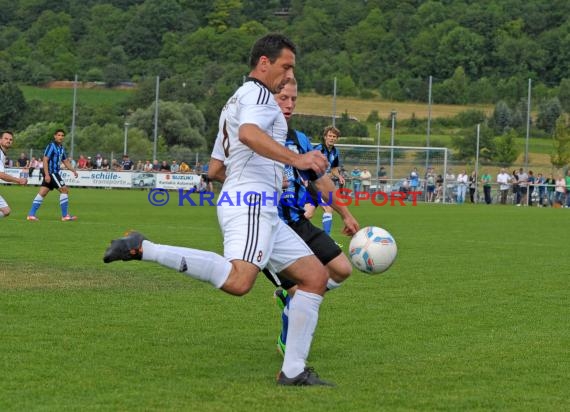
[0,211,4,218]
[141,241,231,288]
[60,193,69,216]
[281,289,322,378]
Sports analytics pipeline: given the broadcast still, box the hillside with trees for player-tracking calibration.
[1,0,569,167]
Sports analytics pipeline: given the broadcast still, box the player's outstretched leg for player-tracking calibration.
[103,231,146,262]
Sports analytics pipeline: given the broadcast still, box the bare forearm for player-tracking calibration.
[0,172,19,184]
[314,175,351,219]
[208,158,226,183]
[63,160,75,172]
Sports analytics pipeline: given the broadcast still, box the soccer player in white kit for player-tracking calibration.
[104,33,334,386]
[0,131,28,219]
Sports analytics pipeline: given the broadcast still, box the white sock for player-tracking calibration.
[281,289,323,378]
[326,278,342,291]
[0,211,4,218]
[141,241,231,288]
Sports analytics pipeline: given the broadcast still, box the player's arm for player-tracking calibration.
[313,174,359,236]
[208,158,226,183]
[330,166,345,185]
[0,171,27,185]
[42,156,51,181]
[239,124,327,175]
[62,159,78,177]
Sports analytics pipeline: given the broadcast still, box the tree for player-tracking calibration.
[558,78,570,112]
[536,97,562,134]
[433,67,469,104]
[451,124,495,162]
[0,82,28,129]
[493,130,520,167]
[128,100,207,149]
[492,100,513,134]
[550,116,570,168]
[206,0,244,32]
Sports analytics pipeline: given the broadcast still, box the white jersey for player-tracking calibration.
[0,148,6,173]
[211,131,225,162]
[215,79,288,194]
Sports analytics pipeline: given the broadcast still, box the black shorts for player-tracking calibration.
[41,172,66,191]
[263,218,343,289]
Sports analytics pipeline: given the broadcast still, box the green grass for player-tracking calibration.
[1,186,568,411]
[20,85,133,108]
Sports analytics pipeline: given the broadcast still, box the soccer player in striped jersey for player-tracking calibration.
[310,127,345,237]
[26,129,78,221]
[104,34,335,386]
[0,131,28,219]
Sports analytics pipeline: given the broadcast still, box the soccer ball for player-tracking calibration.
[349,226,397,274]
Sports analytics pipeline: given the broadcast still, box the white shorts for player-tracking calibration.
[0,195,8,209]
[217,192,313,274]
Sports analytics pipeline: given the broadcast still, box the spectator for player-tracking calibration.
[512,169,520,205]
[77,154,88,169]
[409,167,419,193]
[135,160,144,171]
[517,168,528,206]
[434,174,444,203]
[544,173,555,206]
[160,160,170,172]
[445,169,455,202]
[456,170,468,204]
[101,158,110,170]
[535,173,546,207]
[468,171,477,203]
[170,160,180,173]
[378,166,387,189]
[179,161,191,173]
[86,156,93,169]
[111,158,119,170]
[17,152,29,168]
[350,167,361,192]
[497,168,511,205]
[143,160,153,172]
[152,159,160,171]
[194,161,203,174]
[425,167,436,202]
[28,156,39,178]
[360,167,371,193]
[93,154,103,169]
[527,170,535,206]
[121,154,134,170]
[480,170,492,204]
[554,174,566,206]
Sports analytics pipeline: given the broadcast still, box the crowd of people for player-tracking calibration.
[328,164,570,207]
[3,151,208,178]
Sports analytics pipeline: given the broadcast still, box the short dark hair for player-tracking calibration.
[249,33,296,68]
[54,129,66,135]
[1,130,14,137]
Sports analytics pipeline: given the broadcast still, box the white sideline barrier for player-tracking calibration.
[1,168,202,191]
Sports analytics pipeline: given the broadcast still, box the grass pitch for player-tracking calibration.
[0,186,568,411]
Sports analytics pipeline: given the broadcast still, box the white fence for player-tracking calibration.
[1,168,203,191]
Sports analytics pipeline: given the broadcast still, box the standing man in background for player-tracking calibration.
[27,129,78,222]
